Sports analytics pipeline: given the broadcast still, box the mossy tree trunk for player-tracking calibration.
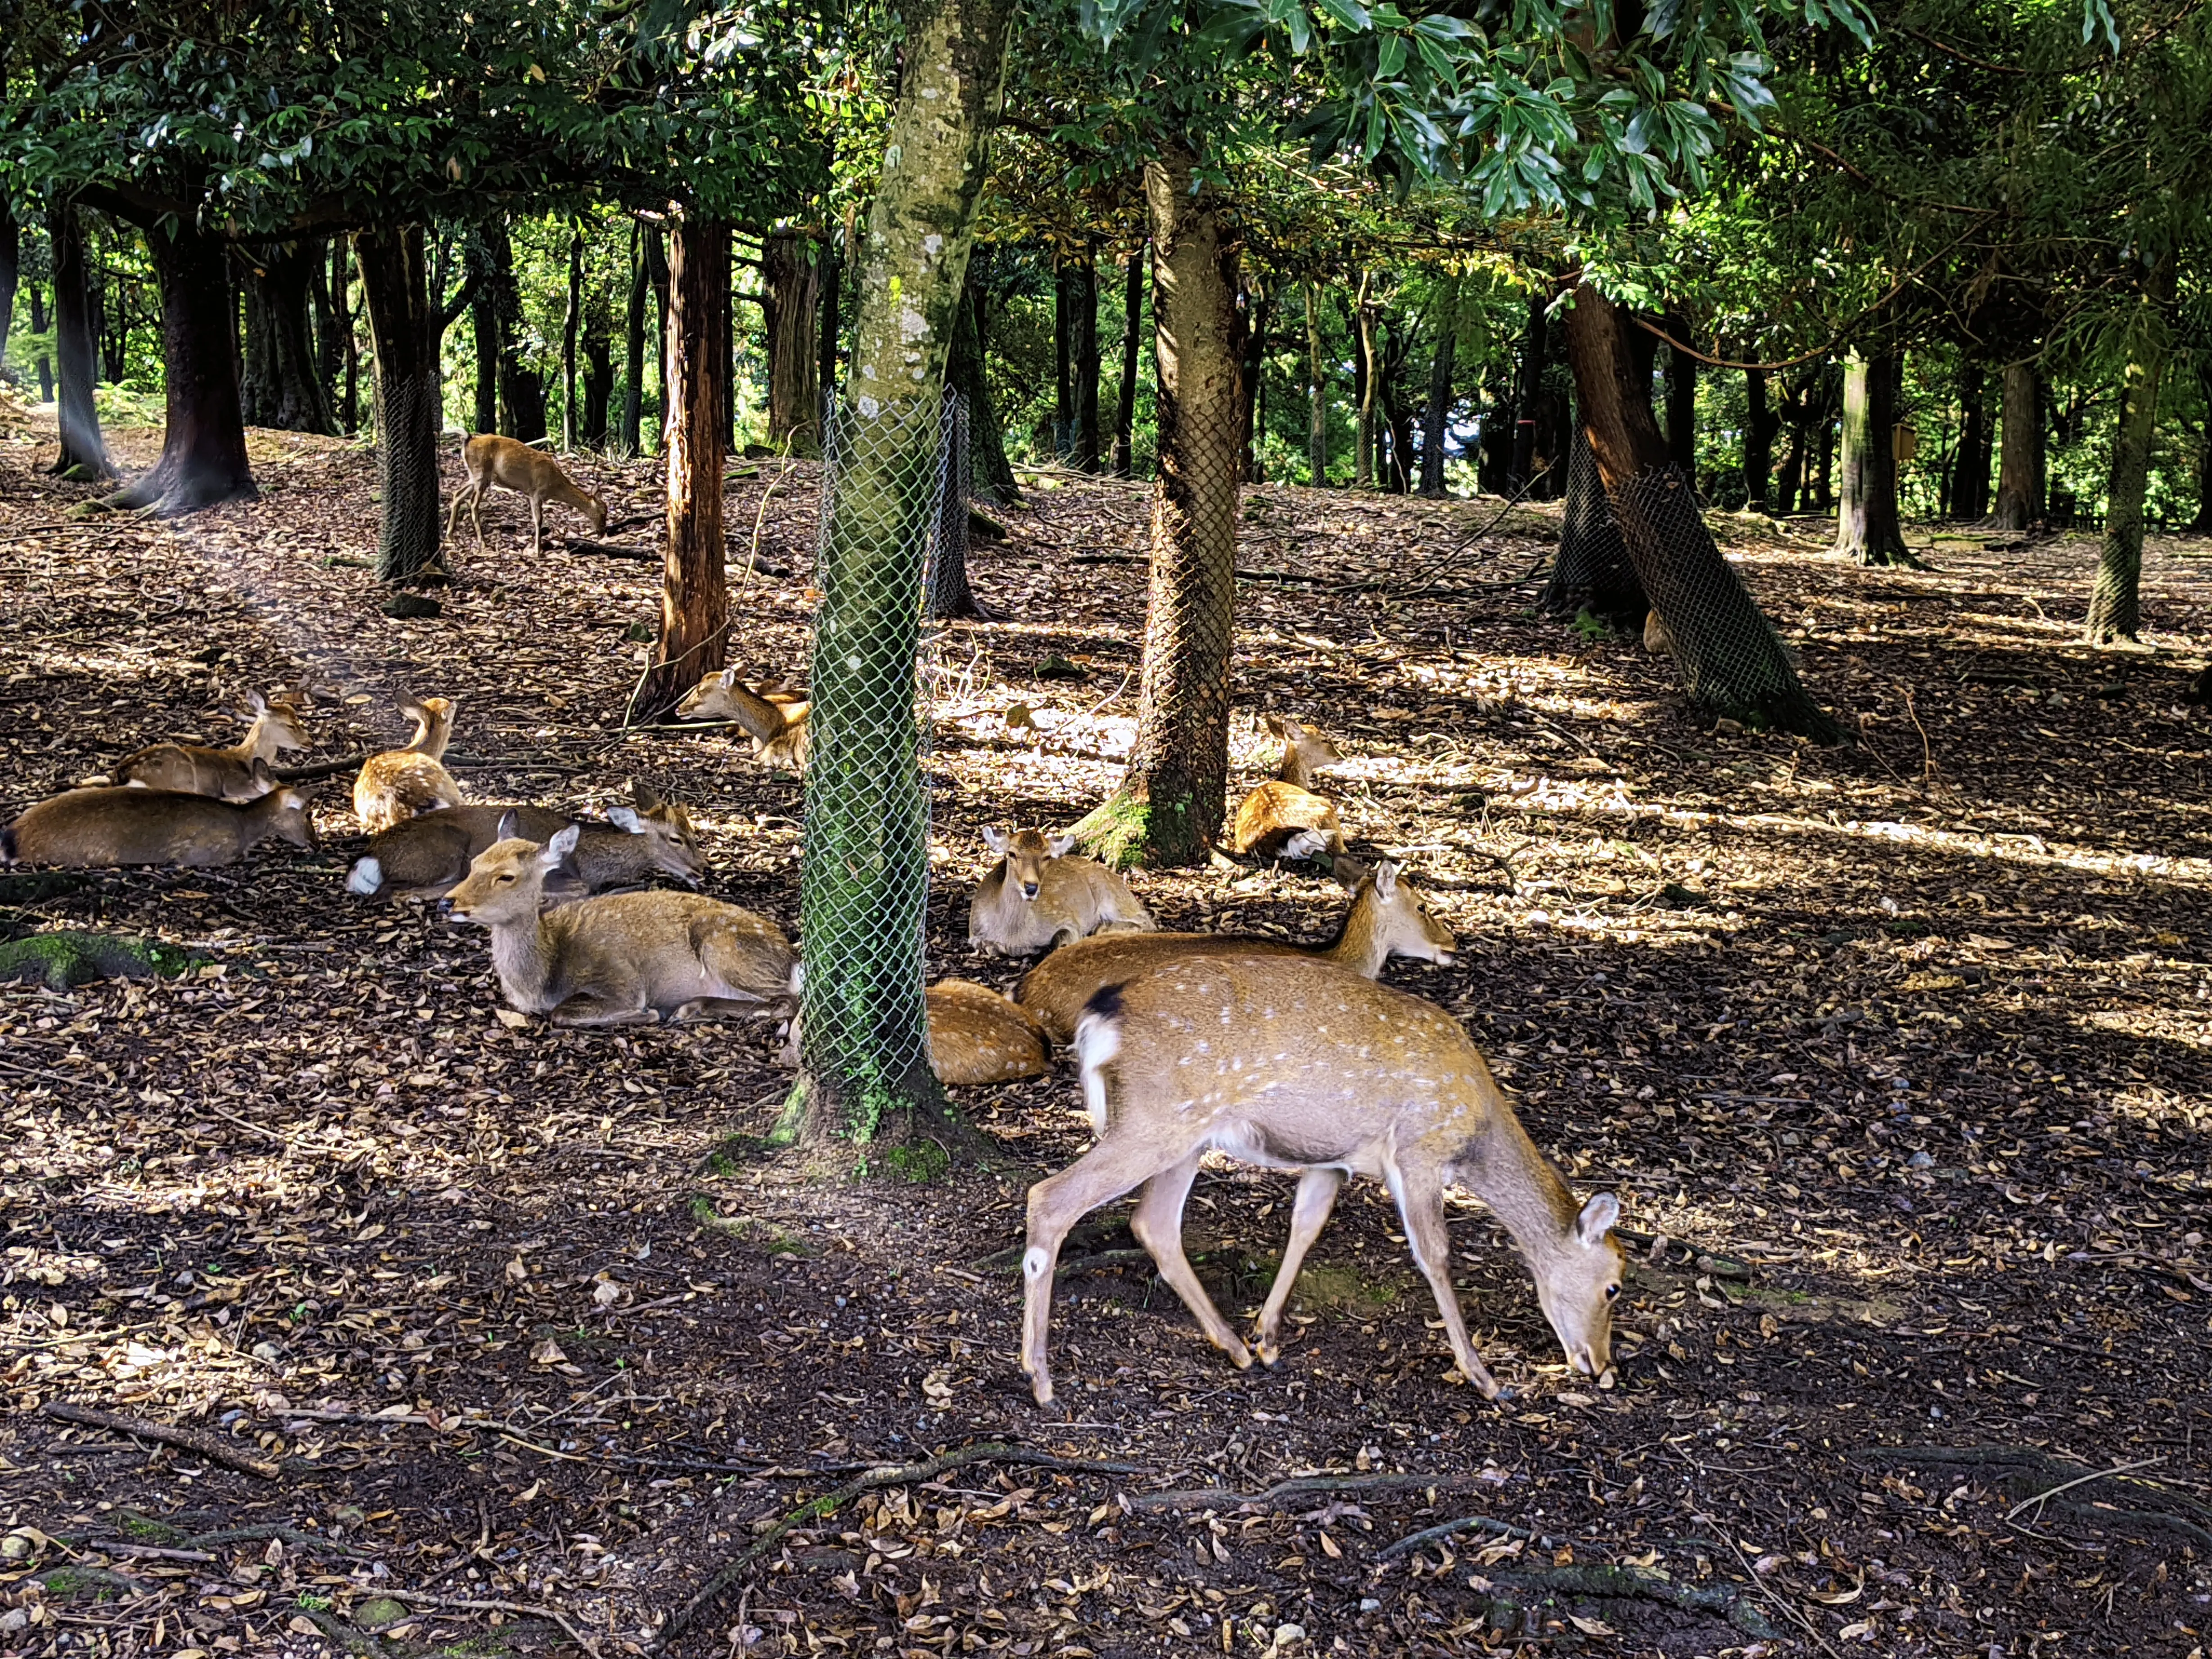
[794,0,1017,1161]
[2085,260,2175,644]
[1073,144,1241,868]
[1832,351,1917,566]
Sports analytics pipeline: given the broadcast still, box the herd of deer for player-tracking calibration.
[1,437,1624,1402]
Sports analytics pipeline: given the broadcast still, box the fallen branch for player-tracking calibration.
[1855,1444,2212,1551]
[1476,1562,1778,1641]
[1377,1514,1537,1561]
[1125,1471,1478,1513]
[44,1400,280,1481]
[188,1523,368,1556]
[357,1586,600,1658]
[658,1443,1143,1646]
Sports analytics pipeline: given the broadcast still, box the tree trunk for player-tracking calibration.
[467,225,502,436]
[1994,360,2044,531]
[1074,242,1100,472]
[1510,293,1546,490]
[48,199,112,480]
[1832,351,1914,565]
[648,226,670,452]
[763,229,822,453]
[1238,280,1269,483]
[338,243,360,436]
[2085,263,2175,643]
[1811,406,1836,511]
[1113,245,1143,477]
[1380,342,1413,493]
[1743,366,1775,512]
[630,216,730,722]
[1662,316,1697,478]
[240,243,336,434]
[1563,284,1838,740]
[950,274,1018,505]
[312,237,343,418]
[110,221,259,511]
[1354,274,1377,488]
[794,0,1016,1161]
[30,278,53,403]
[1305,282,1327,487]
[349,225,443,581]
[620,222,646,456]
[582,327,612,448]
[2192,364,2212,535]
[1419,274,1458,497]
[926,387,984,619]
[1072,145,1240,868]
[1543,420,1648,625]
[0,205,18,371]
[1951,361,1990,520]
[817,230,842,425]
[562,229,582,451]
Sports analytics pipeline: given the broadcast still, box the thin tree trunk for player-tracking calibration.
[31,278,54,403]
[1662,316,1697,478]
[1951,361,1990,520]
[48,198,111,480]
[111,220,259,511]
[1074,241,1100,472]
[926,386,985,619]
[1543,419,1648,624]
[631,215,730,721]
[312,236,343,418]
[1113,244,1143,478]
[1510,293,1546,490]
[1743,366,1775,513]
[1380,338,1413,493]
[342,260,360,437]
[350,224,441,581]
[648,226,670,453]
[1306,282,1327,487]
[763,229,822,453]
[950,273,1018,505]
[2086,262,2175,642]
[1354,273,1377,488]
[562,229,582,451]
[582,320,612,449]
[1419,274,1458,497]
[621,222,646,456]
[2192,363,2212,535]
[1995,360,2044,531]
[1072,144,1241,868]
[817,229,841,422]
[1238,281,1267,483]
[468,226,502,436]
[1563,284,1838,741]
[0,205,19,371]
[794,0,1016,1159]
[1832,351,1915,565]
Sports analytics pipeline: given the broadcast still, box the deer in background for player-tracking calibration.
[777,975,1050,1086]
[1017,957,1624,1406]
[1015,857,1454,1042]
[3,766,316,867]
[346,780,706,899]
[354,697,465,833]
[447,434,609,556]
[445,819,795,1027]
[967,827,1156,955]
[114,690,311,801]
[1231,714,1349,860]
[677,668,810,773]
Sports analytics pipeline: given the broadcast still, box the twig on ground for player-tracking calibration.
[359,1586,601,1657]
[1125,1472,1479,1513]
[1477,1561,1780,1642]
[44,1400,281,1480]
[2004,1455,2166,1522]
[1376,1513,1537,1561]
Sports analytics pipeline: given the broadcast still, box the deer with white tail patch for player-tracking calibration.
[1018,956,1623,1406]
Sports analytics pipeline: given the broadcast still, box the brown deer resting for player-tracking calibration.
[447,433,609,556]
[354,697,465,833]
[967,828,1156,955]
[1015,858,1454,1043]
[445,822,794,1027]
[346,782,705,899]
[1018,957,1624,1407]
[2,769,316,867]
[675,668,810,773]
[115,691,311,801]
[778,976,1050,1086]
[1230,714,1348,860]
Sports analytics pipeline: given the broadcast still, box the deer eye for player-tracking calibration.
[497,874,515,884]
[1604,1284,1621,1301]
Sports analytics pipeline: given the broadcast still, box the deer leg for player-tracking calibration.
[1387,1162,1501,1398]
[1128,1153,1252,1369]
[546,993,658,1028]
[1254,1166,1344,1366]
[666,995,776,1023]
[530,495,545,557]
[444,485,469,542]
[1021,1136,1178,1407]
[469,487,489,550]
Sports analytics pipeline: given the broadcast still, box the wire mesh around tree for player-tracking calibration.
[796,386,965,1101]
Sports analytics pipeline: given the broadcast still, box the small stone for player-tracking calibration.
[354,1596,409,1629]
[251,1340,284,1362]
[1358,1598,1381,1614]
[1,1530,35,1560]
[1272,1623,1307,1647]
[0,1607,27,1632]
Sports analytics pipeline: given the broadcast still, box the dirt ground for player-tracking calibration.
[2,413,2209,1659]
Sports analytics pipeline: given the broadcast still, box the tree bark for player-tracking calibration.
[1072,145,1241,868]
[351,224,442,582]
[630,215,730,721]
[1113,245,1143,477]
[48,198,112,480]
[621,222,646,456]
[2193,363,2212,535]
[1743,366,1775,512]
[240,243,336,434]
[30,277,54,402]
[1379,326,1413,493]
[794,0,1016,1160]
[1951,361,1991,520]
[1354,273,1377,488]
[582,325,612,447]
[950,273,1018,505]
[1832,351,1914,565]
[1419,274,1458,496]
[1563,284,1838,740]
[1074,242,1100,472]
[926,386,985,619]
[1994,360,2044,531]
[648,226,670,451]
[111,221,259,512]
[1238,280,1268,483]
[2085,262,2175,643]
[1305,282,1327,487]
[312,237,343,419]
[1662,316,1697,478]
[0,205,18,372]
[817,229,842,424]
[1509,293,1547,490]
[562,229,582,451]
[467,225,501,436]
[337,242,360,436]
[763,229,822,453]
[1543,420,1648,624]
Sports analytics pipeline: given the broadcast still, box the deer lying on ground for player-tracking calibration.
[1231,714,1349,860]
[1643,610,1675,656]
[676,668,810,773]
[445,819,794,1027]
[777,975,1050,1086]
[447,434,608,556]
[115,691,311,801]
[967,828,1155,955]
[354,697,465,832]
[1015,858,1454,1042]
[2,766,316,867]
[346,781,705,899]
[1018,958,1624,1406]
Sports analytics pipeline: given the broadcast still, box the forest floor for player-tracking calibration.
[2,410,2210,1659]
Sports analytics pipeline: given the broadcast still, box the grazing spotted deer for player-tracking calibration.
[114,690,311,801]
[354,697,465,832]
[1017,957,1624,1406]
[444,819,793,1027]
[447,434,608,555]
[1015,858,1453,1042]
[676,668,810,773]
[346,781,705,899]
[967,828,1155,956]
[2,766,316,867]
[1231,714,1350,861]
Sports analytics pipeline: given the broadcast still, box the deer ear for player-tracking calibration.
[982,827,1011,854]
[246,689,268,713]
[606,806,643,833]
[629,778,663,811]
[1262,712,1286,736]
[718,667,740,688]
[1375,859,1400,897]
[497,809,520,841]
[1577,1192,1621,1246]
[543,824,582,866]
[1047,834,1077,857]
